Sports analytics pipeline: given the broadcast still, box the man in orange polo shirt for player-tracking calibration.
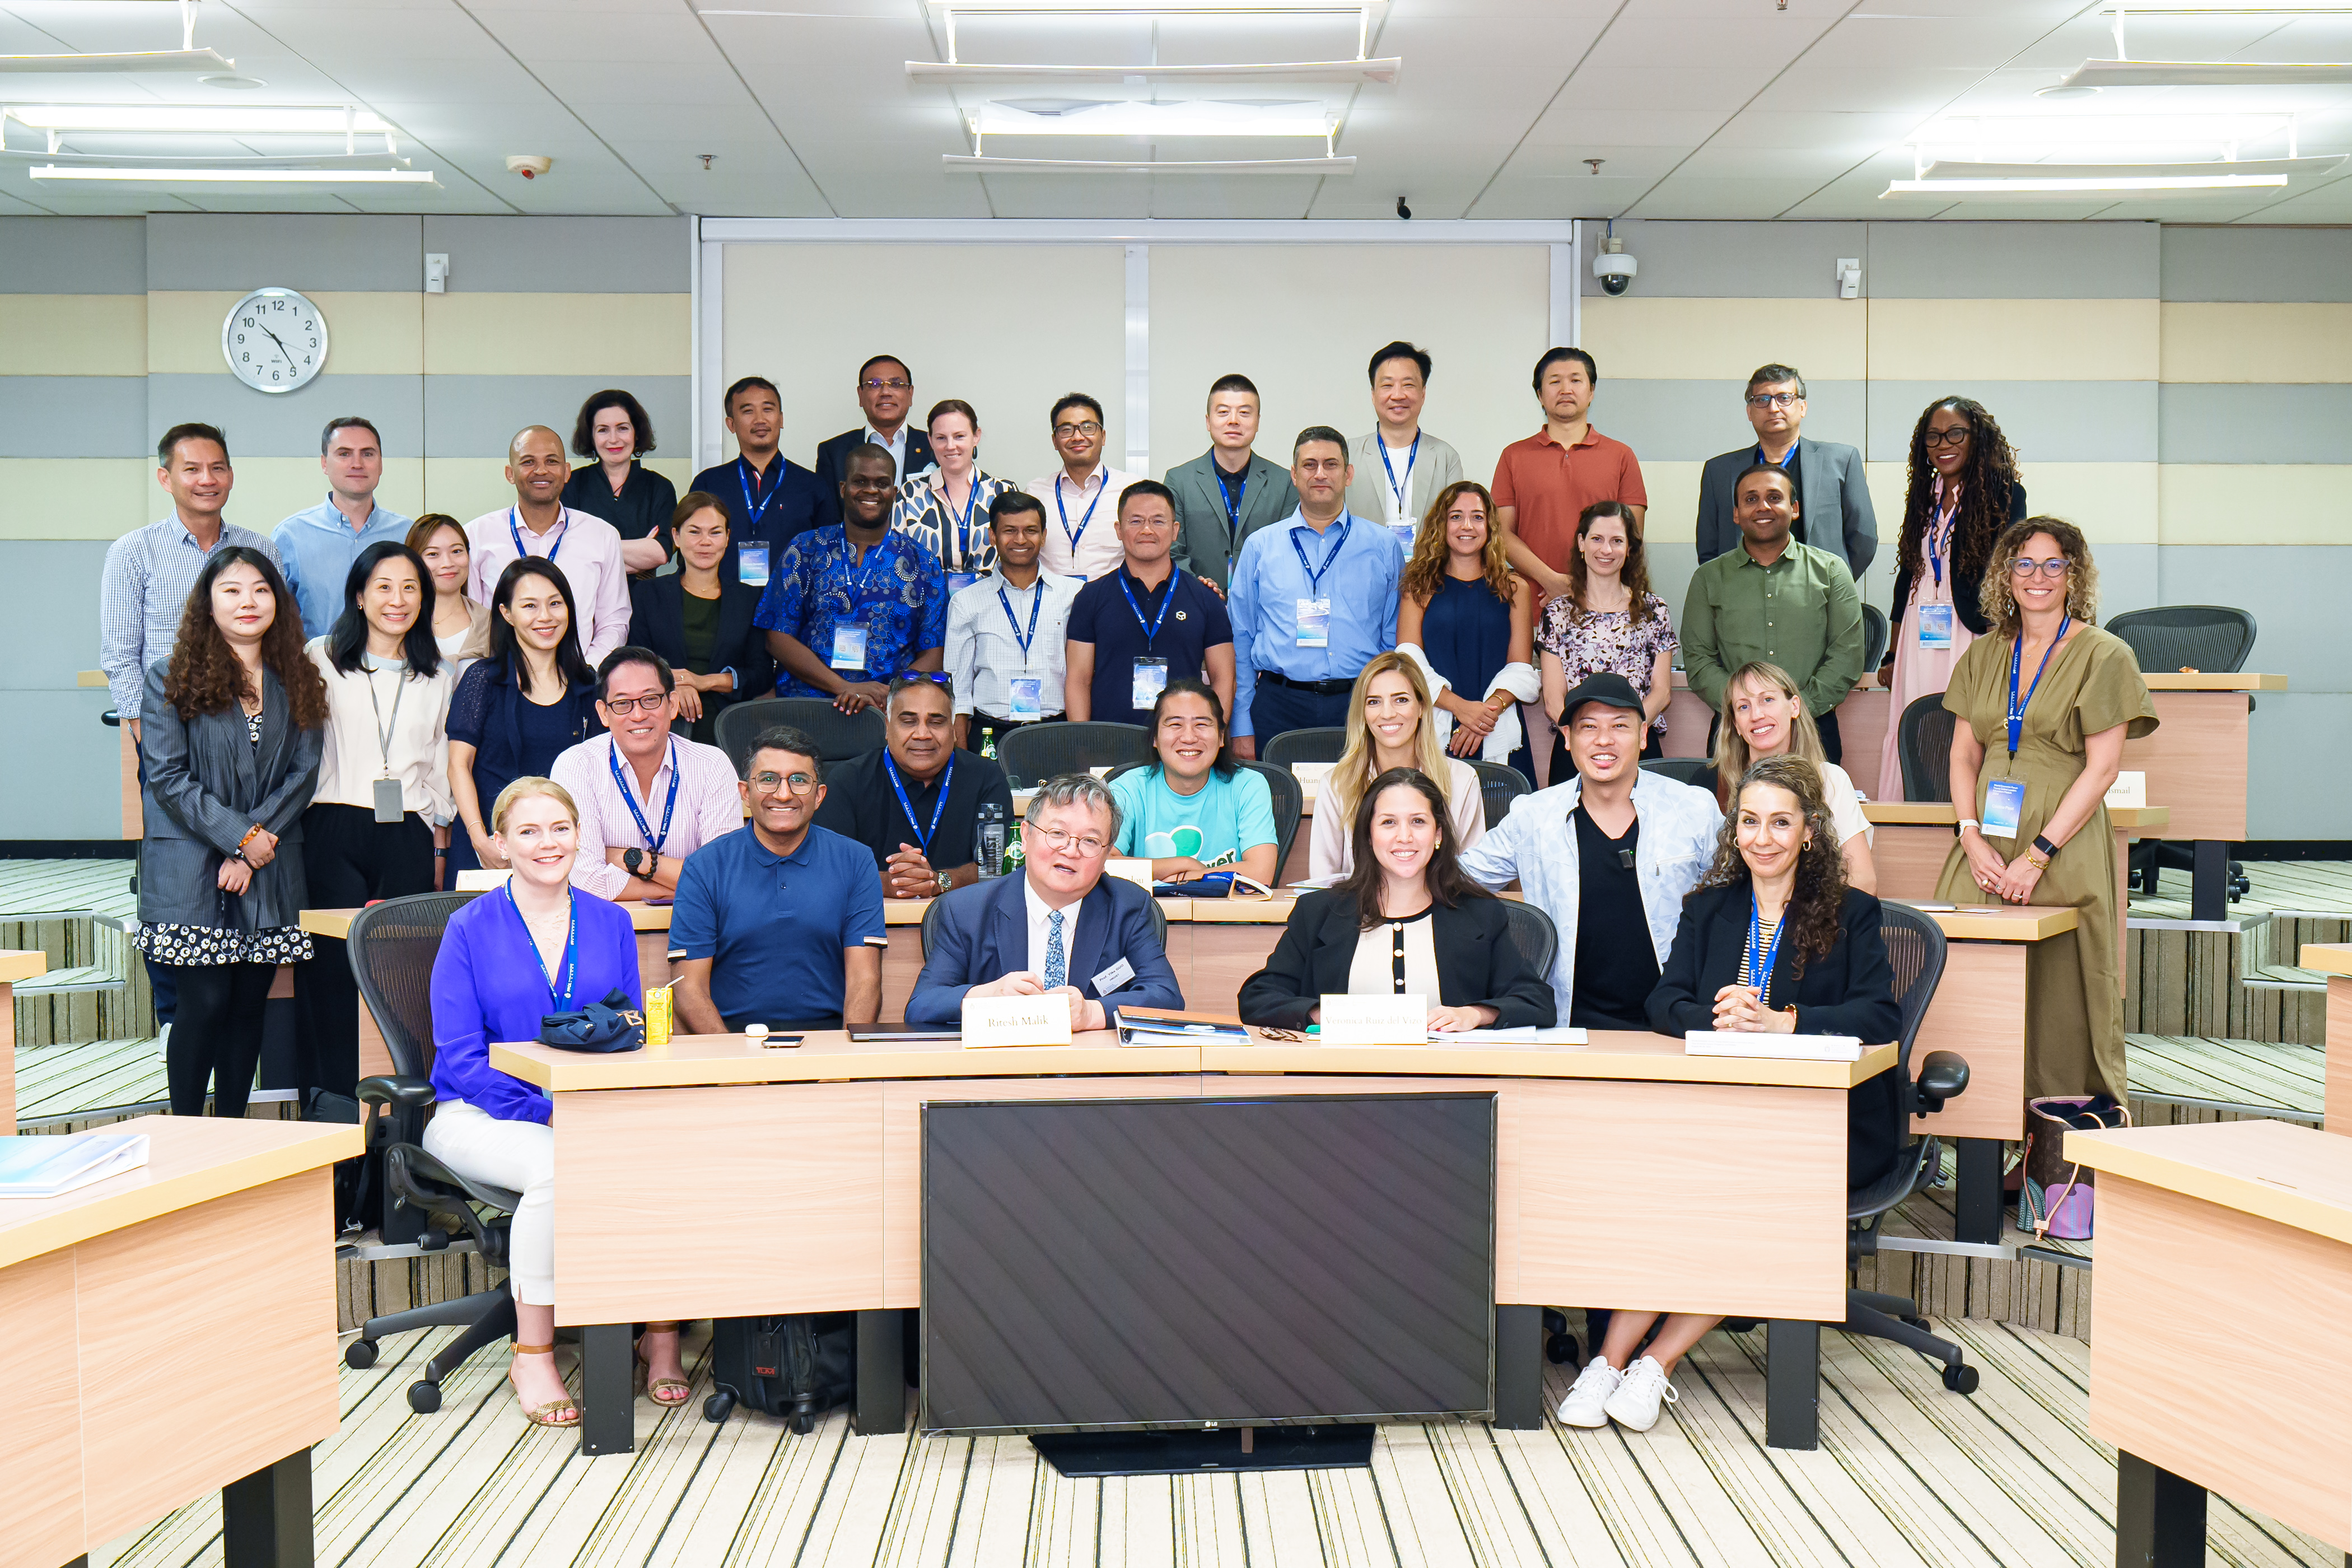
[1492,346,1648,782]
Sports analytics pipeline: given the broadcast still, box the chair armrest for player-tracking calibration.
[1914,1050,1970,1112]
[358,1074,436,1109]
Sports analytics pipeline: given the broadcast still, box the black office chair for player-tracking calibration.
[918,882,1169,960]
[343,892,525,1415]
[1105,759,1303,884]
[1261,727,1347,771]
[1861,603,1890,674]
[1468,759,1530,830]
[715,697,883,773]
[1638,756,1711,787]
[996,721,1152,788]
[1496,899,1558,981]
[1842,901,1977,1394]
[2106,605,2256,675]
[1897,693,1957,803]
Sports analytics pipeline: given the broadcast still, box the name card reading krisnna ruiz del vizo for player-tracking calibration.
[1320,993,1427,1046]
[962,993,1076,1048]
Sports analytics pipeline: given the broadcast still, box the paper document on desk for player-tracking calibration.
[1117,1008,1251,1046]
[1434,1026,1589,1047]
[0,1132,149,1198]
[1684,1032,1863,1062]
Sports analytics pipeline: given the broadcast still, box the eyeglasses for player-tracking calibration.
[1028,824,1111,858]
[1922,428,1972,449]
[1744,391,1800,409]
[860,377,912,392]
[600,693,669,715]
[1053,421,1105,438]
[2009,557,2071,580]
[749,771,819,795]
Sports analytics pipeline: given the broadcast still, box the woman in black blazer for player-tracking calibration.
[627,492,774,745]
[1240,768,1553,1032]
[137,547,328,1118]
[1555,753,1903,1436]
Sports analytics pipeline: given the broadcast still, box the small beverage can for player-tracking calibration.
[645,983,674,1047]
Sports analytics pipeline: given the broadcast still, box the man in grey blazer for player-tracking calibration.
[1345,340,1464,549]
[1164,372,1299,592]
[1695,363,1877,577]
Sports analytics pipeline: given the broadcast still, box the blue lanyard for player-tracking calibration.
[608,738,680,856]
[949,477,985,571]
[1927,483,1958,589]
[840,534,897,604]
[1218,468,1248,538]
[1117,571,1174,650]
[997,580,1043,663]
[1377,432,1420,513]
[506,883,579,1012]
[2006,617,2069,757]
[883,750,954,857]
[1746,894,1788,1007]
[1289,517,1352,596]
[737,456,783,534]
[1054,475,1104,558]
[507,506,564,563]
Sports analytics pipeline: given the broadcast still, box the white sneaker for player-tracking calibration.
[1555,1358,1622,1427]
[1603,1355,1679,1432]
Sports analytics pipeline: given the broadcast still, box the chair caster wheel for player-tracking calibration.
[703,1391,735,1425]
[408,1380,442,1413]
[788,1403,816,1434]
[1541,1309,1569,1336]
[1544,1333,1578,1365]
[346,1339,379,1369]
[1942,1362,1979,1394]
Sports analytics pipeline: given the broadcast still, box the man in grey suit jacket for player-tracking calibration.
[1695,362,1877,577]
[1164,372,1299,591]
[1345,340,1464,547]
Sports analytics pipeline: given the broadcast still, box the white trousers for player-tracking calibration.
[422,1099,556,1306]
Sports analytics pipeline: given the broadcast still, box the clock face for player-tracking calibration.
[221,288,329,394]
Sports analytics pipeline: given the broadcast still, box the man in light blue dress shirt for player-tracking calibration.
[270,416,412,637]
[1226,426,1405,758]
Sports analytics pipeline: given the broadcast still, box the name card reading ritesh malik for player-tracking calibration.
[961,994,1076,1048]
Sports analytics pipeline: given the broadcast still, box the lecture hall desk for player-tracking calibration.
[0,948,52,1135]
[490,1027,1896,1458]
[0,1116,361,1568]
[2306,942,2352,1136]
[2066,1119,2352,1567]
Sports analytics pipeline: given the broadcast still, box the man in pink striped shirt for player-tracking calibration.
[550,648,744,901]
[465,425,634,665]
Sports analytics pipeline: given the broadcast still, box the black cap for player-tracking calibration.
[1558,671,1646,725]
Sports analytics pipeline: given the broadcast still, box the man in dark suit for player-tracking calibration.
[905,772,1183,1029]
[1695,363,1877,578]
[689,374,834,586]
[814,353,936,491]
[1162,372,1299,592]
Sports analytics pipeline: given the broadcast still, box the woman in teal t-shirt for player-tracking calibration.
[1109,679,1280,886]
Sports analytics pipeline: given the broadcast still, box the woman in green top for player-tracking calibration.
[1109,679,1280,887]
[1934,516,2156,1103]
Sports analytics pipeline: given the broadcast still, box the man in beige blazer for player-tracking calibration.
[1345,340,1465,553]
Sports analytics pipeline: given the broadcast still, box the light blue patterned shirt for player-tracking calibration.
[100,515,282,716]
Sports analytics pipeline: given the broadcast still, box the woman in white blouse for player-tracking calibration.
[1697,660,1877,894]
[1310,651,1483,880]
[892,399,1015,588]
[296,540,457,1122]
[407,514,493,669]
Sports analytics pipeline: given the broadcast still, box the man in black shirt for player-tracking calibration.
[814,674,1015,898]
[689,375,836,586]
[1064,482,1236,728]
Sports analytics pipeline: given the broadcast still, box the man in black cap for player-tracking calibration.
[1458,672,1722,1031]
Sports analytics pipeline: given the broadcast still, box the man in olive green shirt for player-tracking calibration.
[1681,463,1865,764]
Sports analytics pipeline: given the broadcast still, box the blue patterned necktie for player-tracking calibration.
[1043,909,1067,990]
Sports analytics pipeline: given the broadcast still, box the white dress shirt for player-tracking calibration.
[866,424,913,482]
[1022,875,1089,980]
[1025,465,1142,581]
[946,571,1080,721]
[305,640,456,823]
[549,732,745,900]
[463,505,633,668]
[1345,906,1442,999]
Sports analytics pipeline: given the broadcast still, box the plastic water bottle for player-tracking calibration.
[976,801,1005,880]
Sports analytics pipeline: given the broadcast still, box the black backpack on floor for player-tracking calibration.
[703,1313,856,1432]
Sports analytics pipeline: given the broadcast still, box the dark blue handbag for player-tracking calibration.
[537,987,645,1053]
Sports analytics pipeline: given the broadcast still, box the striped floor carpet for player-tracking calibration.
[94,1320,2340,1568]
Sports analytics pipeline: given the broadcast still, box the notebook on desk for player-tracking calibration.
[1684,1032,1864,1062]
[0,1132,148,1198]
[847,1023,962,1042]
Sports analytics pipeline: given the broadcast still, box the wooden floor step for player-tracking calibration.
[2125,1032,2322,1121]
[18,963,123,993]
[2243,963,2327,993]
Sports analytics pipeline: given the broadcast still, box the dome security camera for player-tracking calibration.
[1592,235,1637,297]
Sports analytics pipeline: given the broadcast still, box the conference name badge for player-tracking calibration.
[1917,603,1953,650]
[1982,778,2027,839]
[372,776,404,825]
[946,571,978,598]
[1132,656,1169,710]
[1295,597,1331,648]
[829,623,869,670]
[962,993,1075,1048]
[738,543,770,588]
[1105,857,1155,889]
[1091,957,1136,994]
[1008,677,1044,719]
[1320,992,1427,1046]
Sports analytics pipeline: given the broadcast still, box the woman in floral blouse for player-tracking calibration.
[1535,500,1676,777]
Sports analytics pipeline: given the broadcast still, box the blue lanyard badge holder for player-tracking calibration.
[1290,522,1349,648]
[1000,585,1046,718]
[1120,572,1174,711]
[1984,619,2068,839]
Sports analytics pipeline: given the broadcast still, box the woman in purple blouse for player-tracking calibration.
[423,775,680,1426]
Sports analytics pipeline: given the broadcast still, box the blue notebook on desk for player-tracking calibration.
[0,1132,150,1198]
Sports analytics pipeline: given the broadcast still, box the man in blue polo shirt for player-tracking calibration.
[670,725,887,1032]
[1063,480,1235,729]
[689,375,836,587]
[1228,426,1406,757]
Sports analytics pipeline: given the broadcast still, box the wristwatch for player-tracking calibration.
[624,847,656,878]
[2032,834,2059,860]
[935,869,953,897]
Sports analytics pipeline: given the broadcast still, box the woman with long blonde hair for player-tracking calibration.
[1309,651,1483,879]
[1396,479,1536,780]
[1697,660,1877,894]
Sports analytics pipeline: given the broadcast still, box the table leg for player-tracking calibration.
[2190,841,2230,923]
[1764,1320,1819,1450]
[1955,1138,2006,1244]
[854,1308,908,1435]
[1492,1305,1543,1430]
[578,1324,636,1455]
[2115,1449,2205,1567]
[221,1446,313,1568]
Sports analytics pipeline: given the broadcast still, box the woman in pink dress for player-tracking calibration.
[1877,396,2027,802]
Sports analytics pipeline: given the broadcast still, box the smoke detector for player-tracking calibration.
[506,154,552,180]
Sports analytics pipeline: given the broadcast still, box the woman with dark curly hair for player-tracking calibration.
[137,545,329,1116]
[561,388,677,576]
[1877,396,2027,800]
[1552,754,1900,1436]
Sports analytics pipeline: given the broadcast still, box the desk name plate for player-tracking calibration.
[1320,992,1427,1046]
[961,994,1076,1048]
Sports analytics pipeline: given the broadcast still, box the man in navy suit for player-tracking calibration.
[906,772,1183,1029]
[815,353,937,491]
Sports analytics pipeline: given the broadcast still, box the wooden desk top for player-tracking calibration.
[0,1116,362,1270]
[0,948,48,984]
[2067,1119,2352,1247]
[1865,801,2170,832]
[2300,942,2352,979]
[2141,673,2288,692]
[1205,1030,1898,1089]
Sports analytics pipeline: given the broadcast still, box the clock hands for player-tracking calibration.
[256,322,297,371]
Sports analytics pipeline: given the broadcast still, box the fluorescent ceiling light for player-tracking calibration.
[928,0,1376,12]
[970,101,1332,136]
[909,57,1398,82]
[2,150,413,170]
[2056,58,2352,87]
[31,165,437,184]
[944,153,1352,172]
[0,49,233,75]
[1883,174,2286,192]
[2096,6,2352,15]
[1912,112,2294,147]
[4,104,393,134]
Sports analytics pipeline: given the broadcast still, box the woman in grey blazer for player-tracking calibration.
[137,546,328,1117]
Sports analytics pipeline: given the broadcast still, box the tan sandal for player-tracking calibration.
[638,1322,692,1407]
[510,1342,581,1427]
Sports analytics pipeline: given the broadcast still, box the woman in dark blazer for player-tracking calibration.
[137,546,328,1117]
[1240,768,1553,1032]
[1554,753,1902,1438]
[627,492,773,745]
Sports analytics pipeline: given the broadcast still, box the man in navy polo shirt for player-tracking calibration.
[1063,480,1235,729]
[670,725,887,1032]
[688,375,836,588]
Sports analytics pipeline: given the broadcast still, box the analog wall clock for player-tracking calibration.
[221,287,329,393]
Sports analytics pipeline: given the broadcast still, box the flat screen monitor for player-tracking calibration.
[921,1092,1496,1434]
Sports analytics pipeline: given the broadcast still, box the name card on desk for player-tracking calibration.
[2104,770,2147,809]
[1320,993,1427,1046]
[1105,857,1154,889]
[962,994,1074,1048]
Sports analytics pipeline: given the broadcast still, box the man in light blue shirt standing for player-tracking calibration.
[271,416,412,637]
[1227,426,1404,758]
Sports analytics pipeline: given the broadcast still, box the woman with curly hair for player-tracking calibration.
[1534,500,1675,776]
[136,545,329,1117]
[1552,753,1900,1436]
[1933,517,2155,1104]
[1877,396,2027,801]
[1396,480,1536,778]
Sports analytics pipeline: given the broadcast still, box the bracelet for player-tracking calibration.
[433,848,447,858]
[236,824,264,852]
[2033,833,2059,860]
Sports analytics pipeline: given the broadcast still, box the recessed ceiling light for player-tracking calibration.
[200,74,266,90]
